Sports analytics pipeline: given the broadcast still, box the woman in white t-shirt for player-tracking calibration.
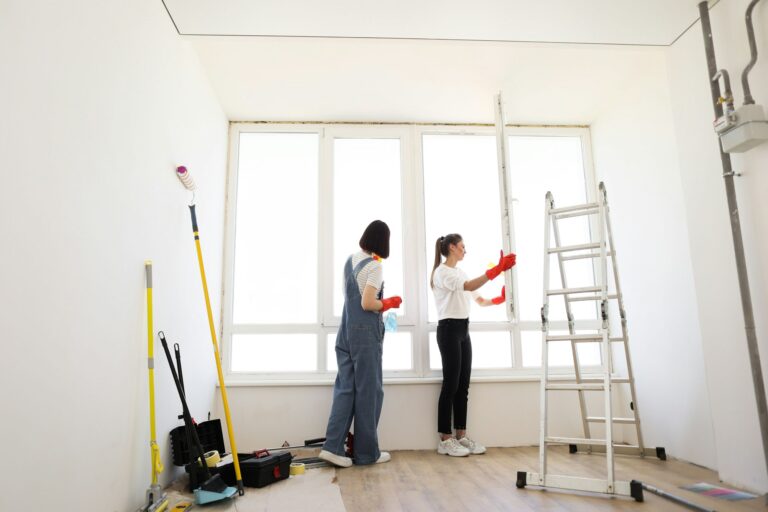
[430,233,516,457]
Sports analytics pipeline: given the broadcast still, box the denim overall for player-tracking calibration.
[322,255,384,465]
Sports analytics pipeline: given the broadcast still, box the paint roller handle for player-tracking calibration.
[189,205,199,233]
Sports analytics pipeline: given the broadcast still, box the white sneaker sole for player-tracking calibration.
[318,449,353,467]
[437,448,470,457]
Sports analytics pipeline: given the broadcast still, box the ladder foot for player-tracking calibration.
[516,471,527,488]
[656,446,667,461]
[630,480,644,502]
[568,444,578,454]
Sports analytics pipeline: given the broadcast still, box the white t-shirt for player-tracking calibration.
[431,264,479,320]
[350,251,383,296]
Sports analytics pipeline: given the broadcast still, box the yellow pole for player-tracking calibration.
[145,262,164,486]
[189,206,244,494]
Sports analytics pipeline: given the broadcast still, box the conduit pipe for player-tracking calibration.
[698,1,768,495]
[741,0,763,105]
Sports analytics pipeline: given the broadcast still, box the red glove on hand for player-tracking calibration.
[491,286,506,305]
[485,250,517,280]
[380,296,402,312]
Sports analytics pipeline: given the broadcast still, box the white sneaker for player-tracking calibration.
[318,449,353,468]
[437,438,470,457]
[376,451,391,464]
[458,437,486,455]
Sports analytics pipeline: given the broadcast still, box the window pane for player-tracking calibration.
[333,139,403,317]
[423,135,505,323]
[326,332,412,371]
[429,330,512,370]
[231,334,317,372]
[233,133,318,324]
[508,136,593,322]
[429,332,440,370]
[520,330,601,368]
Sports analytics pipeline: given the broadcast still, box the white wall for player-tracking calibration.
[665,0,768,493]
[0,2,228,511]
[590,59,717,469]
[216,380,618,453]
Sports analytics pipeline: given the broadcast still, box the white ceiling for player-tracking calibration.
[164,0,712,46]
[190,38,668,124]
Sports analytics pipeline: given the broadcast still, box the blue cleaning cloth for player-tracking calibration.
[384,312,397,332]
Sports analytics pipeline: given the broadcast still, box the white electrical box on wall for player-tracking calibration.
[719,104,768,153]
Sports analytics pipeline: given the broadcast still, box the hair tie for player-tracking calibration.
[439,236,445,241]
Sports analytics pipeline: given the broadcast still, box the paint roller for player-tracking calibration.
[176,165,196,191]
[174,164,245,495]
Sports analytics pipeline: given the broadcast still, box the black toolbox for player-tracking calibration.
[218,450,293,488]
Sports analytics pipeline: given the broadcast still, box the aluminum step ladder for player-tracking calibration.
[516,182,665,501]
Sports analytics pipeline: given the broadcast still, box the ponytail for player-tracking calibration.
[430,237,443,288]
[430,233,463,288]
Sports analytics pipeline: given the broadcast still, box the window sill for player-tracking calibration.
[220,372,606,387]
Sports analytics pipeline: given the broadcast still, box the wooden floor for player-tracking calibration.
[334,446,764,511]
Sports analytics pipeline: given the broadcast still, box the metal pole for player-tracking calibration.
[641,483,715,512]
[698,0,768,493]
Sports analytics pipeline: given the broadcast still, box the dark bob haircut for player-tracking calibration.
[359,220,390,259]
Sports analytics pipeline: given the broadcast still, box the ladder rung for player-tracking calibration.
[545,436,606,446]
[546,383,605,391]
[579,377,631,384]
[609,337,626,342]
[550,203,599,215]
[553,208,599,220]
[548,242,601,254]
[546,334,603,342]
[547,286,602,295]
[561,251,615,261]
[586,416,637,424]
[566,294,618,302]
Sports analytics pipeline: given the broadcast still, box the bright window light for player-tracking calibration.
[333,138,404,318]
[233,133,318,324]
[429,331,512,370]
[327,332,413,371]
[507,135,593,323]
[520,330,601,368]
[224,125,596,379]
[231,334,317,372]
[423,134,506,323]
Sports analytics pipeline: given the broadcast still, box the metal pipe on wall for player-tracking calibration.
[741,0,763,105]
[698,0,768,494]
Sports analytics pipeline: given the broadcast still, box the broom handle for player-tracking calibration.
[159,332,212,480]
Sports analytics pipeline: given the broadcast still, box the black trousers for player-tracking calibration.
[436,318,472,434]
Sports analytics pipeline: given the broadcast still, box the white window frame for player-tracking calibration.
[222,122,599,384]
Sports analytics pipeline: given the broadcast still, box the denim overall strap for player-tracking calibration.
[322,254,385,465]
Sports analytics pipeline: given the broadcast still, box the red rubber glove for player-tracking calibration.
[380,296,402,312]
[485,250,517,280]
[491,286,506,305]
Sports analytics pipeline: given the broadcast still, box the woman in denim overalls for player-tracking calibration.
[319,220,402,467]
